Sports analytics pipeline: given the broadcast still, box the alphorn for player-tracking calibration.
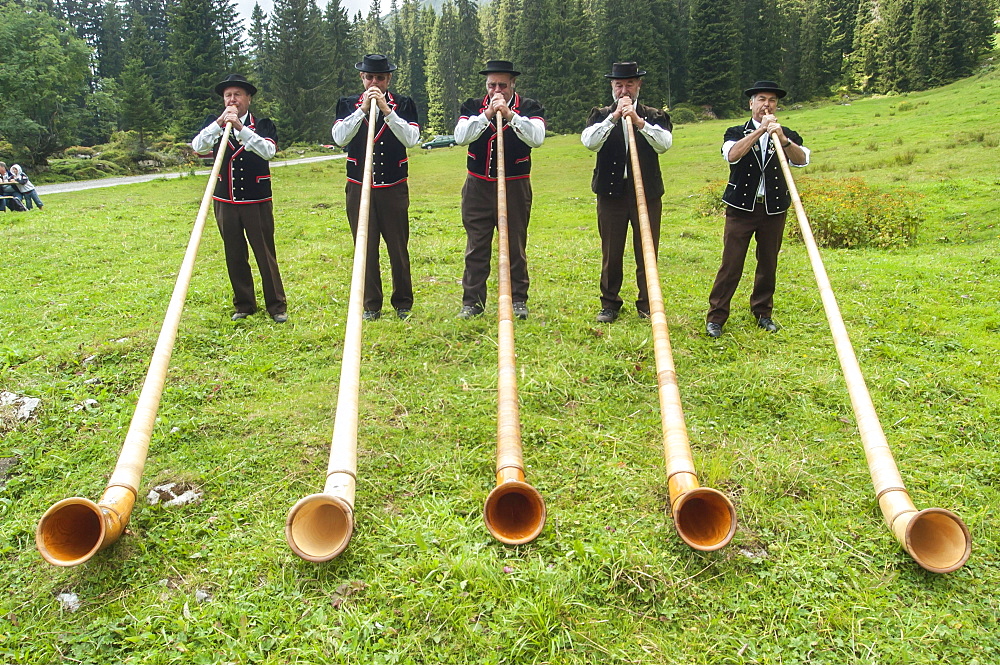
[482,113,546,544]
[285,104,379,561]
[769,131,970,572]
[36,123,235,566]
[624,115,736,551]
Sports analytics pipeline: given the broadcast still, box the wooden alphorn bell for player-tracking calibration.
[769,130,970,572]
[285,104,380,561]
[482,113,546,544]
[624,115,737,551]
[36,123,235,566]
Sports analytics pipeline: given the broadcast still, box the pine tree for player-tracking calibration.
[126,0,171,104]
[269,0,336,142]
[96,0,125,81]
[537,0,601,132]
[478,0,499,60]
[879,0,914,92]
[454,0,483,100]
[687,0,741,114]
[850,0,880,91]
[393,0,430,116]
[363,0,391,55]
[166,0,227,135]
[215,0,249,73]
[247,3,271,90]
[426,1,460,133]
[497,0,521,60]
[324,0,360,102]
[907,0,939,89]
[119,9,164,144]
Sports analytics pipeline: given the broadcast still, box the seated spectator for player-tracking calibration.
[0,162,22,212]
[9,164,43,210]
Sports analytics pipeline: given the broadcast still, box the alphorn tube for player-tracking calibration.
[483,114,546,545]
[624,116,736,551]
[285,104,379,562]
[769,131,970,572]
[36,123,235,567]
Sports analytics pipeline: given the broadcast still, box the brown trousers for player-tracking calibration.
[461,175,532,307]
[706,204,787,325]
[346,181,413,312]
[214,200,286,316]
[596,192,662,312]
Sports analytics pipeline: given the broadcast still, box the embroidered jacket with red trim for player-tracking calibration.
[459,94,545,181]
[721,120,804,214]
[335,92,420,187]
[586,103,672,199]
[197,113,277,204]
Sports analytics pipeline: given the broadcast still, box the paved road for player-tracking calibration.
[35,154,345,195]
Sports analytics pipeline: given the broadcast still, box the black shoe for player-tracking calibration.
[457,305,484,319]
[396,308,411,320]
[596,308,619,323]
[756,316,779,333]
[272,313,288,323]
[706,322,723,338]
[362,310,381,321]
[637,308,651,319]
[512,302,528,320]
[231,311,253,321]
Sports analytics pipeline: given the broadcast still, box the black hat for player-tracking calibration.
[479,60,521,76]
[744,80,787,98]
[356,54,397,73]
[214,74,258,97]
[605,62,647,79]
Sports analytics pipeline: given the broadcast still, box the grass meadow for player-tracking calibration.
[1,66,999,663]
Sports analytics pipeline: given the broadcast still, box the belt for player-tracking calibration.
[755,195,765,203]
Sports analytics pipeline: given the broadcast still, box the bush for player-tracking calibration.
[670,108,698,125]
[694,177,921,249]
[47,158,125,180]
[62,146,96,158]
[793,177,920,248]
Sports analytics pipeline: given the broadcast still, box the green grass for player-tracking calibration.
[1,66,999,663]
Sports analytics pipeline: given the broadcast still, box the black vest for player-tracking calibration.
[199,113,276,204]
[336,92,419,187]
[460,94,544,181]
[587,103,672,199]
[721,120,804,214]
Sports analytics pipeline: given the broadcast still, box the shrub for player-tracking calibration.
[693,177,921,249]
[792,177,920,248]
[670,108,698,125]
[47,158,124,180]
[62,146,96,158]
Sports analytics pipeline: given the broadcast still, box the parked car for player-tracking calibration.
[421,135,457,150]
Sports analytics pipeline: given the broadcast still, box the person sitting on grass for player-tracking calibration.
[0,162,25,212]
[8,164,43,210]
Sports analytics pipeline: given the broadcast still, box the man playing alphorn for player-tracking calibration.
[333,54,421,321]
[705,80,810,338]
[454,60,545,320]
[582,61,673,324]
[192,74,288,323]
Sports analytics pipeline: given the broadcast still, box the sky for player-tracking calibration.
[236,0,370,25]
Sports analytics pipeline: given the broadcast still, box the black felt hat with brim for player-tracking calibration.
[604,62,647,79]
[743,80,787,98]
[356,54,397,73]
[479,60,521,76]
[214,74,258,97]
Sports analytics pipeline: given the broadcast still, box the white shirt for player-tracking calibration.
[454,107,546,148]
[332,105,421,149]
[580,109,673,154]
[191,112,276,160]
